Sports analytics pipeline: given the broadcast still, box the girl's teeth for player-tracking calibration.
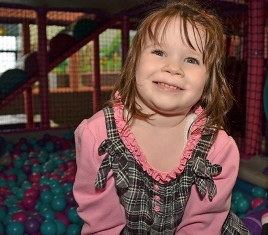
[159,82,178,89]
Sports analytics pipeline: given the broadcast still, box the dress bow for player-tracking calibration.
[192,156,222,200]
[95,139,129,189]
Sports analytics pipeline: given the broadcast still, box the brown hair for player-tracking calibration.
[109,0,233,134]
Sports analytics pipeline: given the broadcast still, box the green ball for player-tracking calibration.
[13,158,24,169]
[40,191,53,204]
[5,221,24,235]
[40,208,55,221]
[55,220,66,235]
[66,223,82,235]
[51,196,66,212]
[40,220,57,235]
[68,207,81,224]
[0,207,7,221]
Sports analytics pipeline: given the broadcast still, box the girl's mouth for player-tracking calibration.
[155,82,181,90]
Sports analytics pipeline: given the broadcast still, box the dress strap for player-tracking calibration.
[95,106,129,189]
[103,106,121,141]
[190,127,222,200]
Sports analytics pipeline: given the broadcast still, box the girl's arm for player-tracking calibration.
[176,130,240,235]
[73,114,126,234]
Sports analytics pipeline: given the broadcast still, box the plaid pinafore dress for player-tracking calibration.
[95,106,250,235]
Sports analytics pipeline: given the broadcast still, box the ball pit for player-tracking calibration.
[232,178,267,218]
[0,130,83,235]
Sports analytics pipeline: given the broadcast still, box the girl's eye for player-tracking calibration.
[152,50,165,57]
[185,57,199,64]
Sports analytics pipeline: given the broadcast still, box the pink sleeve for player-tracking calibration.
[176,131,240,235]
[73,112,126,234]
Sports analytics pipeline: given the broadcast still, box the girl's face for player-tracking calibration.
[135,17,208,116]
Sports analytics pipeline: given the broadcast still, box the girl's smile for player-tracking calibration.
[154,81,184,91]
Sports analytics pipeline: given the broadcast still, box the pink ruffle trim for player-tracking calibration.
[113,104,205,184]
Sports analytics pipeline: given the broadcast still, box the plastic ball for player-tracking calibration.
[252,186,266,199]
[68,207,81,223]
[6,173,17,181]
[24,218,41,235]
[7,180,17,188]
[66,191,77,206]
[62,183,73,193]
[232,191,244,202]
[31,164,43,173]
[3,214,12,225]
[66,223,81,235]
[38,152,49,164]
[231,202,238,214]
[236,198,250,213]
[251,197,264,209]
[22,196,37,210]
[31,213,45,224]
[40,208,55,221]
[17,172,27,184]
[55,220,66,235]
[20,180,32,191]
[45,141,54,152]
[8,205,21,214]
[12,210,28,223]
[39,184,50,193]
[5,221,25,235]
[50,184,64,196]
[0,179,6,187]
[13,158,24,169]
[55,211,70,227]
[24,188,39,199]
[40,191,53,204]
[22,164,32,175]
[29,172,41,183]
[40,220,57,235]
[0,207,7,221]
[50,172,61,181]
[51,196,66,212]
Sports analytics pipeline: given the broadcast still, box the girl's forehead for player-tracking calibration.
[144,17,206,50]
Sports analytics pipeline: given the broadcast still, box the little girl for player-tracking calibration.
[73,0,250,234]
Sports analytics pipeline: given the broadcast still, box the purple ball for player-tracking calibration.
[24,218,41,234]
[31,213,45,224]
[39,184,50,193]
[22,165,32,175]
[66,192,77,206]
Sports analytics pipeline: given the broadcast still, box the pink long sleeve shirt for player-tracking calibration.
[73,105,240,234]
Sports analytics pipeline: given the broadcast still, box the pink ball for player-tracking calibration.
[24,188,39,200]
[22,196,37,210]
[12,210,28,223]
[29,173,41,183]
[50,172,61,180]
[30,183,40,191]
[6,174,17,181]
[55,211,70,227]
[251,197,264,209]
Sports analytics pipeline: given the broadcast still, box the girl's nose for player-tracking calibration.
[162,59,184,76]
